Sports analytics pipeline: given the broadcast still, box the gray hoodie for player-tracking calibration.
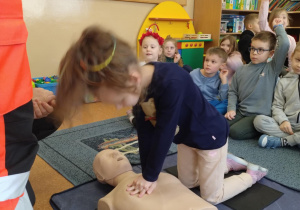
[228,26,290,116]
[272,72,300,128]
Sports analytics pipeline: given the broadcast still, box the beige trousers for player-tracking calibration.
[177,141,253,205]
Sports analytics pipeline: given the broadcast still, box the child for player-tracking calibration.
[220,35,243,84]
[254,43,300,149]
[161,35,192,73]
[55,25,268,205]
[225,18,290,140]
[259,0,296,71]
[190,47,229,115]
[139,31,164,66]
[127,31,164,125]
[238,13,261,64]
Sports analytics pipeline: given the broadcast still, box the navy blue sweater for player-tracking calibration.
[134,62,229,182]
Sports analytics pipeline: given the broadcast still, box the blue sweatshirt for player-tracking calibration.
[134,62,229,182]
[190,68,228,101]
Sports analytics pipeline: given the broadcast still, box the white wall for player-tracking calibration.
[22,0,194,77]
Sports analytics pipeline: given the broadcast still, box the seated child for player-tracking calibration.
[259,0,296,71]
[139,31,164,66]
[224,18,290,140]
[238,13,261,64]
[220,35,243,84]
[254,43,300,149]
[161,35,192,73]
[190,47,228,115]
[128,31,164,125]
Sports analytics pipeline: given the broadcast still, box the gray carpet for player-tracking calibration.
[37,116,177,185]
[228,138,300,191]
[38,115,300,190]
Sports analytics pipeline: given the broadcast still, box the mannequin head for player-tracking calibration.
[93,149,132,186]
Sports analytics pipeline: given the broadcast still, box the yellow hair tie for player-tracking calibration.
[90,36,116,72]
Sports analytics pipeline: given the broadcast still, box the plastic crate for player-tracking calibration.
[33,77,58,95]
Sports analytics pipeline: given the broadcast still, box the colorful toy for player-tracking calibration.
[32,75,59,94]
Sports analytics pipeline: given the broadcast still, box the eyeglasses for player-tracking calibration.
[248,47,272,55]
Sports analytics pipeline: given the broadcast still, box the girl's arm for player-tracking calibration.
[137,79,184,182]
[227,52,243,72]
[259,0,272,32]
[287,36,297,70]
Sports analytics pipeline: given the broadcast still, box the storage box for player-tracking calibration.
[32,77,58,95]
[183,34,211,40]
[220,21,229,33]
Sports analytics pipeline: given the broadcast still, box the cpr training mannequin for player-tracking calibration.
[93,149,217,210]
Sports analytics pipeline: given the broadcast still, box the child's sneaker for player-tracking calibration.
[246,163,268,184]
[227,153,248,172]
[258,135,283,148]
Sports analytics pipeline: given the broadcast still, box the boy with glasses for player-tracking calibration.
[225,18,290,140]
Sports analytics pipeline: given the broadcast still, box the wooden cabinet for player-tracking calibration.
[193,0,300,53]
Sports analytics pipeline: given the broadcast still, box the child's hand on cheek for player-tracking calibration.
[219,69,228,84]
[174,53,181,63]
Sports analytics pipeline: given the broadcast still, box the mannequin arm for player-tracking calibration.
[98,197,113,210]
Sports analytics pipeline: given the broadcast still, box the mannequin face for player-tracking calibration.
[93,149,132,184]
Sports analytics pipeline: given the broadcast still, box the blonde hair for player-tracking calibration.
[54,26,138,122]
[292,42,300,56]
[220,35,238,56]
[268,8,291,29]
[206,47,228,63]
[244,13,258,29]
[161,35,183,67]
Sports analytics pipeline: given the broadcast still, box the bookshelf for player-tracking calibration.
[193,0,300,52]
[193,0,262,52]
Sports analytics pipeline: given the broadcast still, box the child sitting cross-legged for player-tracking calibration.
[190,47,229,115]
[225,18,290,140]
[254,43,300,149]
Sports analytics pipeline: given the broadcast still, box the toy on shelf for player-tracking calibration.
[183,34,212,40]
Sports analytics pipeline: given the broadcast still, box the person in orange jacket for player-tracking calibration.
[0,1,57,209]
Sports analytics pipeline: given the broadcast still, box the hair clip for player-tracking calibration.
[91,36,116,72]
[80,59,87,71]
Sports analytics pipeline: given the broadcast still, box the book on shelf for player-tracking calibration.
[269,0,300,11]
[222,0,226,9]
[245,0,251,9]
[221,14,245,33]
[223,0,265,10]
[235,0,242,9]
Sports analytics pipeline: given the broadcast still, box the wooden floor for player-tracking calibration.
[29,102,130,210]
